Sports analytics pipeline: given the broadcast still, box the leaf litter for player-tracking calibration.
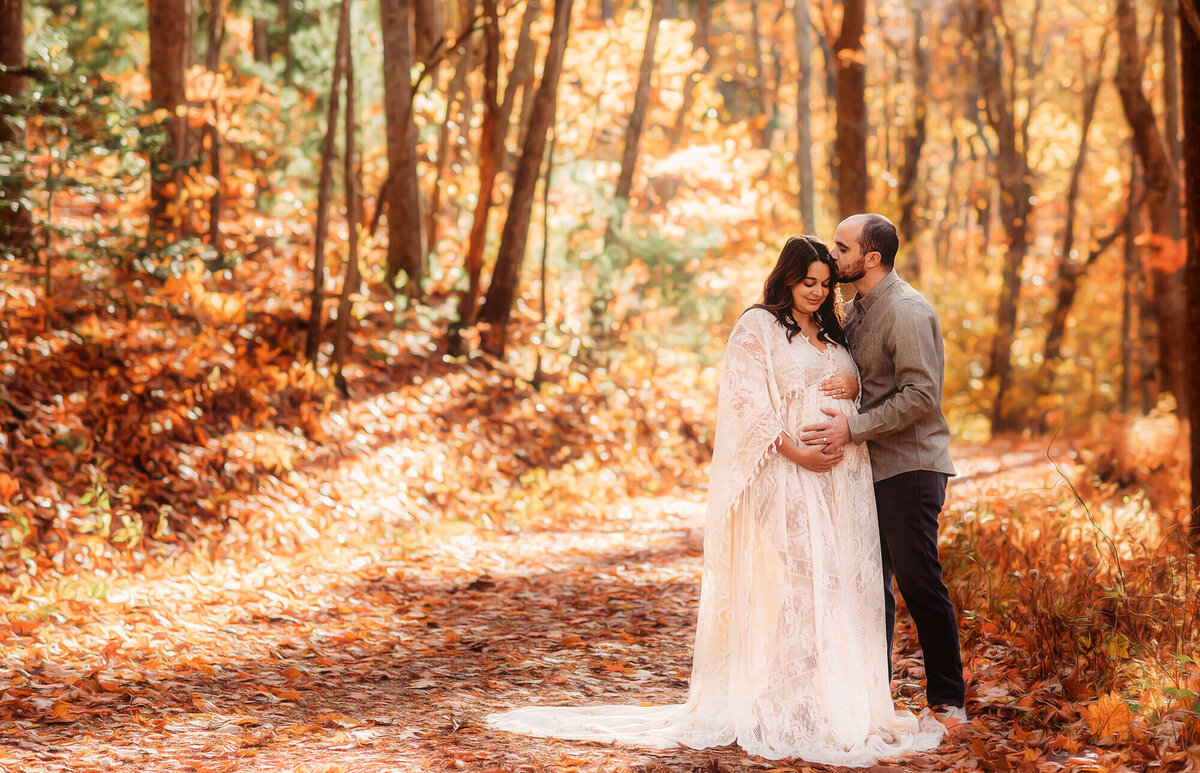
[3,427,1195,771]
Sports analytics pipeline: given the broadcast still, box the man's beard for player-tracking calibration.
[837,257,866,283]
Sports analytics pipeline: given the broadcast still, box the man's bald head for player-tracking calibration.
[843,213,899,268]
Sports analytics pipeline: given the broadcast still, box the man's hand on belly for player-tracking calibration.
[800,409,852,453]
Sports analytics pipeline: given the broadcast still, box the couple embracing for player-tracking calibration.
[489,214,966,766]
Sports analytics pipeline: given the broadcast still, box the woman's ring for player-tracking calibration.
[823,437,828,444]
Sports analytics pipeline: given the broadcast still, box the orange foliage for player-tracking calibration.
[2,2,1198,770]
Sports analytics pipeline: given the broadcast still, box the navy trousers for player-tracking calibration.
[874,470,966,709]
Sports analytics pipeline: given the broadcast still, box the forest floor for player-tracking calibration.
[0,428,1166,773]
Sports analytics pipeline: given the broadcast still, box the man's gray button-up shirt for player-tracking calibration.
[844,271,956,482]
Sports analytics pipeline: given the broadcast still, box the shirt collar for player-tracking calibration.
[851,270,899,315]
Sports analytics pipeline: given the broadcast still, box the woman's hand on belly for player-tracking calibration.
[818,374,858,402]
[777,431,846,472]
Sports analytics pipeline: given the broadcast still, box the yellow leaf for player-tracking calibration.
[1081,694,1131,741]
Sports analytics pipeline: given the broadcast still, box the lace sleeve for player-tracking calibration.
[706,314,787,524]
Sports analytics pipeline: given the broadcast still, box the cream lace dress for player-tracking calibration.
[487,309,944,765]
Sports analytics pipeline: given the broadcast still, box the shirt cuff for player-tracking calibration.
[846,412,868,443]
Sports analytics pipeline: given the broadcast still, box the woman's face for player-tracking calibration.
[790,260,832,316]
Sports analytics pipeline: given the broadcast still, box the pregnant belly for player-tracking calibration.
[784,387,857,436]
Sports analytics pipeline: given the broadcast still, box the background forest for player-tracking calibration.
[2,0,1200,771]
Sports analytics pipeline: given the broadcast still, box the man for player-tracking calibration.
[800,213,967,723]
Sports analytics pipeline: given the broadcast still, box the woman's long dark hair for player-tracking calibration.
[751,235,847,348]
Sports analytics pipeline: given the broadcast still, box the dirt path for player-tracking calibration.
[1,439,1102,772]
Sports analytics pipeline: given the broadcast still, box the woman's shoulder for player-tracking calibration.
[731,307,783,339]
[735,306,779,331]
[726,308,780,353]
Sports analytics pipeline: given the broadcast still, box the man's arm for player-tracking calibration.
[845,299,943,443]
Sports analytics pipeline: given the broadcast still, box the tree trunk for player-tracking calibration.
[249,0,286,65]
[815,21,839,190]
[668,0,708,150]
[0,0,32,254]
[1035,56,1105,411]
[1115,0,1188,411]
[498,0,542,167]
[533,126,557,387]
[147,0,195,244]
[452,0,540,337]
[834,0,867,216]
[1164,0,1182,175]
[593,0,663,333]
[427,27,475,257]
[481,0,574,357]
[333,19,361,386]
[453,0,500,334]
[414,0,443,62]
[937,138,957,271]
[381,0,425,294]
[973,180,992,274]
[967,47,995,274]
[749,0,771,149]
[206,122,224,266]
[515,49,543,149]
[280,0,294,82]
[897,0,927,262]
[767,4,788,155]
[1121,157,1142,414]
[941,135,962,271]
[204,0,225,72]
[252,16,270,63]
[968,0,1034,433]
[879,19,896,176]
[305,0,351,362]
[609,0,663,234]
[205,0,225,268]
[1138,249,1158,413]
[694,0,709,48]
[1180,0,1200,543]
[792,0,815,230]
